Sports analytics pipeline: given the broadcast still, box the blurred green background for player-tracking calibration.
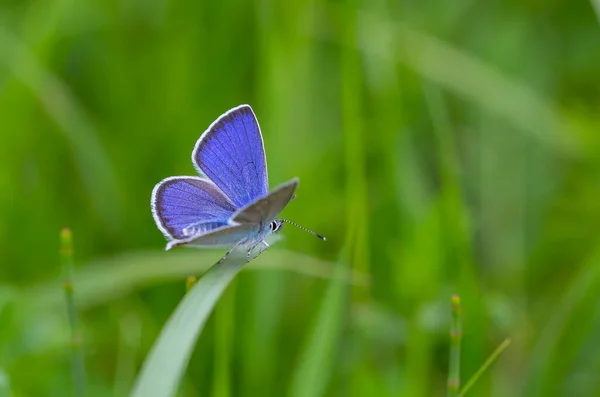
[2,0,600,396]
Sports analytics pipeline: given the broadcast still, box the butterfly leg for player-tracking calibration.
[246,240,270,262]
[217,242,242,265]
[255,240,269,259]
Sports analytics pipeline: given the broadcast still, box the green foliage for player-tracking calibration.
[132,250,246,397]
[1,0,600,396]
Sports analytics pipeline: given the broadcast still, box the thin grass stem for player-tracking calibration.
[459,338,511,397]
[60,228,86,397]
[447,294,462,397]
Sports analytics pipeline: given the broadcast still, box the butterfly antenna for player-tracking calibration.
[280,219,326,241]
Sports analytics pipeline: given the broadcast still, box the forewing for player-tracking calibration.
[192,105,269,208]
[232,178,298,226]
[151,176,237,240]
[166,223,258,250]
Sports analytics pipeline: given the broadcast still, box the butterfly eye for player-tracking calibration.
[270,221,278,231]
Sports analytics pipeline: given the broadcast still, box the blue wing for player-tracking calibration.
[151,176,237,240]
[192,105,269,208]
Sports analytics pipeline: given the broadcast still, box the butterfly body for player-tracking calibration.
[151,105,319,263]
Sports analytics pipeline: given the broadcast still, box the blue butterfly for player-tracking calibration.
[151,104,325,263]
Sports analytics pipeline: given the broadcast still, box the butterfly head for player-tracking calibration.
[269,219,283,233]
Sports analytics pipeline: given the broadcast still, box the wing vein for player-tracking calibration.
[162,187,232,208]
[201,143,247,187]
[240,116,256,202]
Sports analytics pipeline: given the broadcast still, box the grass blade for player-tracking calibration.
[23,249,369,314]
[524,242,600,395]
[212,279,235,397]
[0,27,121,227]
[288,255,348,397]
[591,0,600,25]
[113,313,142,397]
[0,369,12,397]
[131,250,246,397]
[459,338,511,397]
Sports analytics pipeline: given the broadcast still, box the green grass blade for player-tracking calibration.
[524,242,600,395]
[0,369,12,397]
[288,255,348,397]
[22,249,369,314]
[0,26,120,227]
[458,338,511,397]
[131,251,246,397]
[591,0,600,24]
[113,312,142,397]
[212,279,235,397]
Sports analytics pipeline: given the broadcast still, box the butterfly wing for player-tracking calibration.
[166,223,259,250]
[151,176,237,241]
[192,105,269,208]
[169,178,298,251]
[232,178,298,226]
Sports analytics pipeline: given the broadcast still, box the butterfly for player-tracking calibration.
[151,104,325,263]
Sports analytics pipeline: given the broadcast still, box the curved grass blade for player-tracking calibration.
[131,250,246,397]
[524,241,600,395]
[288,254,348,397]
[0,25,120,227]
[22,249,369,313]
